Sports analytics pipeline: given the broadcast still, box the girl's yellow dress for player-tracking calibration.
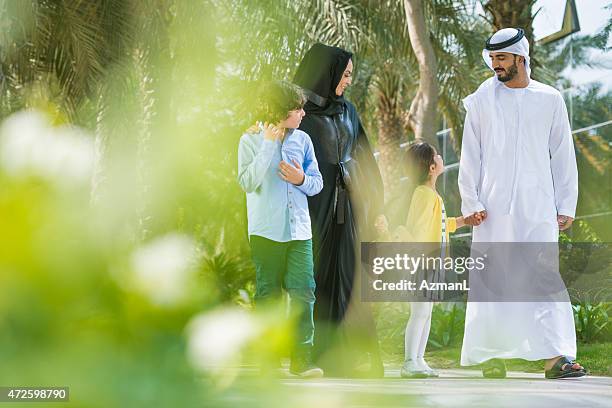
[388,185,458,301]
[393,185,457,243]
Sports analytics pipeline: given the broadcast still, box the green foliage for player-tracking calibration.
[427,303,465,349]
[201,239,256,304]
[373,302,409,357]
[572,301,610,344]
[374,302,467,358]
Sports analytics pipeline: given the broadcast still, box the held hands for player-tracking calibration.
[458,212,573,230]
[464,210,487,227]
[557,215,574,231]
[374,214,389,236]
[279,159,305,185]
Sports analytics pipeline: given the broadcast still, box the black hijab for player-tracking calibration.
[294,43,353,116]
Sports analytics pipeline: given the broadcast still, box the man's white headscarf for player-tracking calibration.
[482,27,531,77]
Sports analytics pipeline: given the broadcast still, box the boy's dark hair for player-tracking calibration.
[257,80,306,124]
[406,140,436,185]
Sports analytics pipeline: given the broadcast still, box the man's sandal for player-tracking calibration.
[482,358,507,379]
[545,356,586,379]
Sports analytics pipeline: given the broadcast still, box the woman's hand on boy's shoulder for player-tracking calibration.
[374,214,389,237]
[263,122,283,141]
[245,122,260,134]
[244,122,282,141]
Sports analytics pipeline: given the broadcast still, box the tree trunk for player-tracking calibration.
[483,0,537,76]
[403,0,439,147]
[376,88,404,202]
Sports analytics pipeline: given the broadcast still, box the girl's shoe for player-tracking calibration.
[417,358,439,377]
[400,359,429,379]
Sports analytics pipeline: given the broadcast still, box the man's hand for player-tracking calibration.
[464,210,487,226]
[279,159,305,185]
[263,122,283,141]
[557,215,574,231]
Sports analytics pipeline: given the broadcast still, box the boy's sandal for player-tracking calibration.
[482,358,507,379]
[545,356,587,379]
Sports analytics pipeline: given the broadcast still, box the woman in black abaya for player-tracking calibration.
[294,43,384,377]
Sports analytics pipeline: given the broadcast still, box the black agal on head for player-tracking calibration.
[485,28,525,51]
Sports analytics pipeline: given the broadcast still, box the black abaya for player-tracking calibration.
[295,43,385,377]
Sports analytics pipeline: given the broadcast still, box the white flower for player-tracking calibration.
[0,110,94,185]
[186,308,261,372]
[130,233,197,306]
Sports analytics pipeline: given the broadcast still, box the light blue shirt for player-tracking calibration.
[238,128,323,242]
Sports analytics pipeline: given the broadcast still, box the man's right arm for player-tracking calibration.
[237,135,276,193]
[458,104,486,217]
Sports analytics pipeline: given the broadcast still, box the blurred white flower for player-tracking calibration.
[186,308,261,372]
[130,233,197,306]
[0,110,94,185]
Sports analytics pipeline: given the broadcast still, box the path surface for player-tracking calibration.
[277,367,612,408]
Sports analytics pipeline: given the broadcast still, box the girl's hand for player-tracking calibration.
[374,214,389,236]
[456,216,466,228]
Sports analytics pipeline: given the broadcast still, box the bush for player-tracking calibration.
[572,301,610,343]
[427,303,465,349]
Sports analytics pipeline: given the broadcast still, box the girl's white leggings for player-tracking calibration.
[405,301,433,361]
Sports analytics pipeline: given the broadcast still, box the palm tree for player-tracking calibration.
[0,0,491,231]
[360,1,488,199]
[482,0,536,38]
[403,0,439,146]
[0,0,143,224]
[0,1,218,240]
[0,0,132,123]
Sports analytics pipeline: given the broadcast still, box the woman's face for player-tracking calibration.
[335,59,353,96]
[280,108,306,129]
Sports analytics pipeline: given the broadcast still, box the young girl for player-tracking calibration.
[375,141,483,378]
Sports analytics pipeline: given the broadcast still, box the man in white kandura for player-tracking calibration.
[458,28,587,379]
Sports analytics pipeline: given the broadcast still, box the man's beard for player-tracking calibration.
[496,62,518,82]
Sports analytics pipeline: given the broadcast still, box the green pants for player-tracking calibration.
[249,235,316,348]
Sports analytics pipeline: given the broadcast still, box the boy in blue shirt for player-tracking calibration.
[238,81,323,377]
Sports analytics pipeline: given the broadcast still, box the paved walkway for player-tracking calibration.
[278,368,612,408]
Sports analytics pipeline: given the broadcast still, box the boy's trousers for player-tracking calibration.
[249,235,316,350]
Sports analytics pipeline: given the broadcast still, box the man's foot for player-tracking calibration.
[289,353,324,378]
[400,359,429,379]
[545,356,586,379]
[481,358,506,379]
[416,358,439,378]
